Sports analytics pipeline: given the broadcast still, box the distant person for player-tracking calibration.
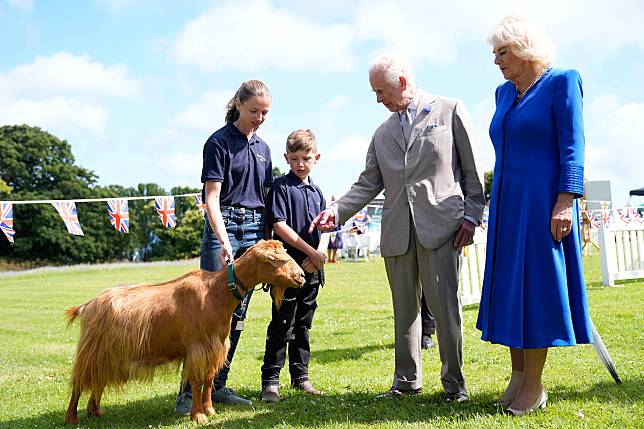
[261,129,327,402]
[310,55,485,403]
[327,195,344,263]
[420,294,435,349]
[174,80,273,414]
[477,16,593,415]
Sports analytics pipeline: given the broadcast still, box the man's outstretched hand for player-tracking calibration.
[309,208,336,233]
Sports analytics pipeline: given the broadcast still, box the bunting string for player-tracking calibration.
[0,193,200,243]
[0,195,641,243]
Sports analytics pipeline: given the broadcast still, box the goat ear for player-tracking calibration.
[262,250,291,267]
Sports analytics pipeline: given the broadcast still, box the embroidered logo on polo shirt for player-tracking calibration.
[257,154,267,163]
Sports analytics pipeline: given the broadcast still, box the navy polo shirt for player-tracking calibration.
[268,171,327,268]
[201,122,273,209]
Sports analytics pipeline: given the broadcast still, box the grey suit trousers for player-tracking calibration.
[383,217,466,395]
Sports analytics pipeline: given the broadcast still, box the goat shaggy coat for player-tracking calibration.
[64,240,305,425]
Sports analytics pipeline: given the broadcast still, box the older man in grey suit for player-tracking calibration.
[310,55,485,402]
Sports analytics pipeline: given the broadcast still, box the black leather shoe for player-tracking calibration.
[445,391,469,403]
[376,386,422,398]
[421,334,435,349]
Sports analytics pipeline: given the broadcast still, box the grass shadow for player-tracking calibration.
[213,390,514,428]
[586,278,643,289]
[548,376,643,404]
[4,378,642,429]
[1,393,179,429]
[310,343,395,364]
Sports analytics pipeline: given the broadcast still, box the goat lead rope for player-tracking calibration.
[227,263,245,301]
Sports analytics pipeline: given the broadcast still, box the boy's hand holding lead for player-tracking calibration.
[309,208,336,233]
[301,258,316,273]
[307,249,327,271]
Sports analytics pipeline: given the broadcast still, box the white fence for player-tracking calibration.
[339,229,488,305]
[459,229,487,305]
[331,212,644,298]
[598,223,644,286]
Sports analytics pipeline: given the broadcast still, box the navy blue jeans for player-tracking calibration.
[180,207,264,396]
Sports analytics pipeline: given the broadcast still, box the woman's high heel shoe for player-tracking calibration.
[507,388,547,416]
[495,370,524,407]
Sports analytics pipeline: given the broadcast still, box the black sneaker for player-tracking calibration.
[421,334,435,349]
[173,391,192,415]
[211,387,252,405]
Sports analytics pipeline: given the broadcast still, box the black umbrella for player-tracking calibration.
[590,318,622,384]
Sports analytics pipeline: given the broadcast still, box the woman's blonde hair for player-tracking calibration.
[488,16,555,67]
[225,80,271,123]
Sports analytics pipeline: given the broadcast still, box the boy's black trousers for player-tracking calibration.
[261,279,320,385]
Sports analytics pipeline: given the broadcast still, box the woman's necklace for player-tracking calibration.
[516,69,546,101]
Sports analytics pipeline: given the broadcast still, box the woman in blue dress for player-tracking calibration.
[476,16,593,415]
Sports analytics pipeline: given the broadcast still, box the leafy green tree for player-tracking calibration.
[145,185,202,261]
[0,125,106,263]
[484,171,493,202]
[0,125,204,263]
[272,166,283,178]
[0,178,12,197]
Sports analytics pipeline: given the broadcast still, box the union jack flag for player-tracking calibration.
[587,211,601,228]
[194,194,207,214]
[600,209,612,226]
[107,199,129,234]
[350,208,368,234]
[52,201,84,236]
[618,209,632,225]
[635,210,644,225]
[155,196,176,228]
[0,202,15,243]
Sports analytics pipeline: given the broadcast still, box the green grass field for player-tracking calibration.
[0,255,642,428]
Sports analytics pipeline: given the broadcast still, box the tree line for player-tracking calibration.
[1,125,214,264]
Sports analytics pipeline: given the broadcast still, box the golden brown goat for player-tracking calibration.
[64,240,305,425]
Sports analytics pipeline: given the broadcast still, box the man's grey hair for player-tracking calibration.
[488,16,555,67]
[369,55,416,88]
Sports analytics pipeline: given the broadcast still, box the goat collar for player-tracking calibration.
[227,263,245,301]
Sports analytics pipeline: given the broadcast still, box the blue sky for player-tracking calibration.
[1,0,643,206]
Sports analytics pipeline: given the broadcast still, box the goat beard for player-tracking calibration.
[270,284,288,309]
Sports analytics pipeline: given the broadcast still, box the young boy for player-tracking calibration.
[261,129,327,402]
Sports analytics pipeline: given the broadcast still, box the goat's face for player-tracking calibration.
[249,240,305,307]
[254,240,305,288]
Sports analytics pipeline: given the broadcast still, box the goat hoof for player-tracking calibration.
[191,412,209,425]
[87,407,105,417]
[204,406,216,416]
[64,414,79,425]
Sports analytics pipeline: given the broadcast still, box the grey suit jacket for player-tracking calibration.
[336,90,485,256]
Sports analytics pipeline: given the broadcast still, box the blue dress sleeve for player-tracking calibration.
[553,69,585,198]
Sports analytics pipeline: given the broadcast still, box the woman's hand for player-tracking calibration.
[551,192,574,241]
[219,242,234,266]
